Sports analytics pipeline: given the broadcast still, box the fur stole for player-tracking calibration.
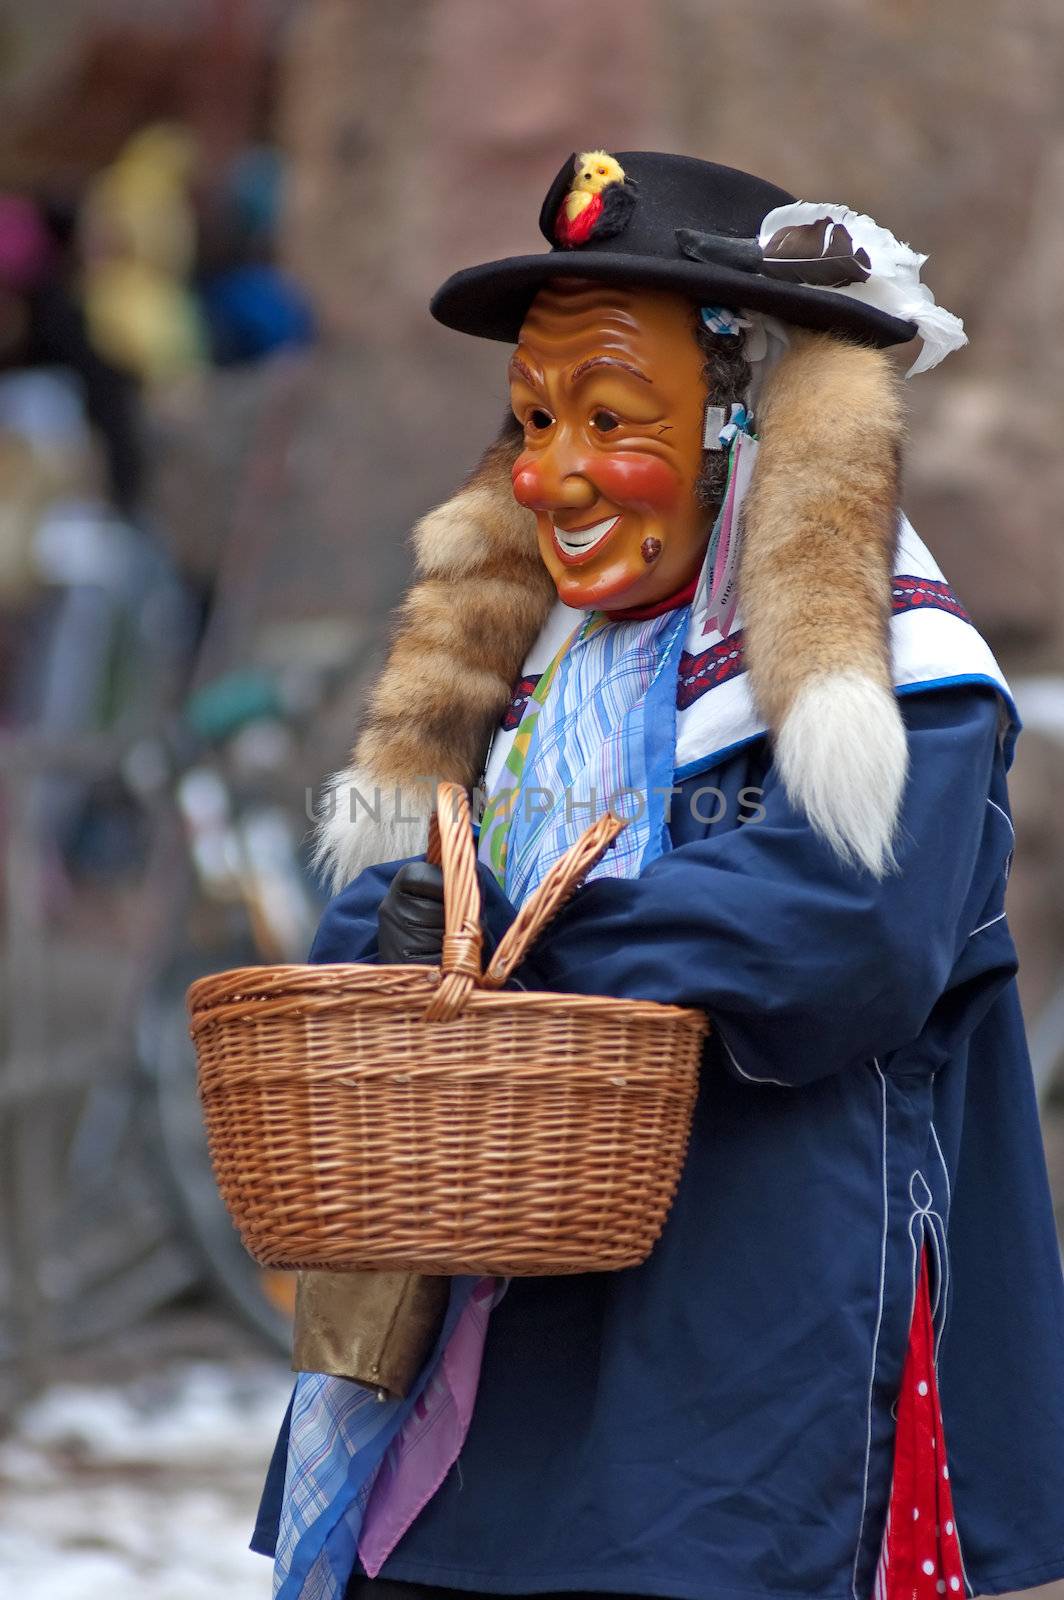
[317,331,905,887]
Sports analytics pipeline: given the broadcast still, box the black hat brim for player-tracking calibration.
[431,250,917,350]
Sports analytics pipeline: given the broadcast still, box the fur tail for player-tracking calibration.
[741,332,907,876]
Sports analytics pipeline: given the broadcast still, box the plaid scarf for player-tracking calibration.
[479,603,690,902]
[271,1280,484,1599]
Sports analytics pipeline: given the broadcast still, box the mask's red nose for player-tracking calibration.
[511,453,597,513]
[511,459,542,508]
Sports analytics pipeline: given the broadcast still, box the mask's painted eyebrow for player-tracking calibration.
[508,354,542,387]
[569,355,652,385]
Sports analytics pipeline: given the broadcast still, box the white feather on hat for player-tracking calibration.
[757,201,967,376]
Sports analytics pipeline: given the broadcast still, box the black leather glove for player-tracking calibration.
[377,861,446,964]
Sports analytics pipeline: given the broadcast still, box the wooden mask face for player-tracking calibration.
[509,279,709,610]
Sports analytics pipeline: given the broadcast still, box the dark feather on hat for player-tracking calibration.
[761,218,872,287]
[677,217,871,289]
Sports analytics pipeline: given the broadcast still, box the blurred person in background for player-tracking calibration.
[0,189,145,736]
[0,189,143,520]
[196,143,315,366]
[79,122,208,391]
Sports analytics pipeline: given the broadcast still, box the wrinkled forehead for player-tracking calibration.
[516,278,696,367]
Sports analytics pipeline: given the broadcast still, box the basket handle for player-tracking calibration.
[480,809,627,989]
[421,782,627,1018]
[421,783,484,1022]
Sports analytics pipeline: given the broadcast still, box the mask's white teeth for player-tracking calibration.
[552,514,620,557]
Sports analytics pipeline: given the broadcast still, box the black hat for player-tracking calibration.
[431,150,918,350]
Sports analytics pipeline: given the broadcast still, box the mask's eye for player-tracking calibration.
[590,409,620,434]
[528,408,554,432]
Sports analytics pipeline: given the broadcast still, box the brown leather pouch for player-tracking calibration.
[292,1271,449,1399]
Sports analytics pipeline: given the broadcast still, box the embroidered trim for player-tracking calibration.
[502,674,542,731]
[907,1170,949,1357]
[891,576,970,623]
[677,633,747,708]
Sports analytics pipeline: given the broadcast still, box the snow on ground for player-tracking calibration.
[0,1333,292,1599]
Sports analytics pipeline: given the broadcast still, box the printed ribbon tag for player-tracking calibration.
[696,430,759,642]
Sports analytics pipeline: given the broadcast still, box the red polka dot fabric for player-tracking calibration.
[874,1247,966,1600]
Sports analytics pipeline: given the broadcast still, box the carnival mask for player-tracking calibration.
[509,280,709,610]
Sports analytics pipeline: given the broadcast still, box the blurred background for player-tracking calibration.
[0,2,1062,1596]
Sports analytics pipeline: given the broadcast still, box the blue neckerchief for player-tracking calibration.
[498,603,689,907]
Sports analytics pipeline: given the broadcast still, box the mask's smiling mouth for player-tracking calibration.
[551,513,621,564]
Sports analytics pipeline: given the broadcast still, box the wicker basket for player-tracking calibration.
[188,783,706,1276]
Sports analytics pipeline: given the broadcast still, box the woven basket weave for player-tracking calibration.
[188,783,706,1276]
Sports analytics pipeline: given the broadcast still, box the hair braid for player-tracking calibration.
[692,311,752,514]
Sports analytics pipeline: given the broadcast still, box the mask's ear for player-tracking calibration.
[315,419,554,892]
[741,331,907,877]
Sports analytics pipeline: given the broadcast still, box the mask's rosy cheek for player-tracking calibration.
[589,451,683,511]
[511,454,543,509]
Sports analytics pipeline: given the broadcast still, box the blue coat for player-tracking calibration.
[256,685,1064,1600]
